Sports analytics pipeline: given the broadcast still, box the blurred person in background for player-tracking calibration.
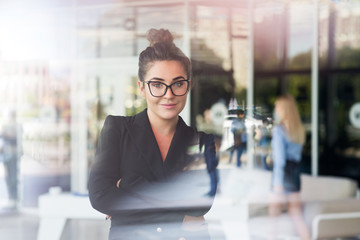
[200,133,219,197]
[228,110,247,167]
[269,94,310,240]
[196,109,221,197]
[89,29,216,240]
[0,109,21,210]
[256,118,272,171]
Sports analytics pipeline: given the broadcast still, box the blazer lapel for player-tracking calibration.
[126,109,165,179]
[125,109,198,179]
[164,117,199,173]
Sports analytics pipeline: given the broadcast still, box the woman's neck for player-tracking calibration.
[147,111,178,136]
[147,110,178,161]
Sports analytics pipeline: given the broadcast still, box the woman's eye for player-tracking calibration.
[151,82,163,88]
[174,82,184,88]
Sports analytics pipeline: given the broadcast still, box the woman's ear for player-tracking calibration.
[138,81,145,97]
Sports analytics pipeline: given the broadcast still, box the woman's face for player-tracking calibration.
[138,60,189,122]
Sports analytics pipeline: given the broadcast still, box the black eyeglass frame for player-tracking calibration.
[144,79,190,97]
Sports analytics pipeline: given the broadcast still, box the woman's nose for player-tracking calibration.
[163,86,175,98]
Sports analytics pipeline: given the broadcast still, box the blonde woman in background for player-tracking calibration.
[269,94,310,240]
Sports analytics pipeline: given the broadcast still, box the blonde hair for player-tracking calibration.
[275,94,305,145]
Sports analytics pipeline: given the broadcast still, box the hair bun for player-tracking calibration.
[147,28,174,47]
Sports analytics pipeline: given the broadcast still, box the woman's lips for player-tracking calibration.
[161,103,177,109]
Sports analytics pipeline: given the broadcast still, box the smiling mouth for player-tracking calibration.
[161,103,177,109]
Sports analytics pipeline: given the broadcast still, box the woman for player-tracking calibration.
[269,94,310,240]
[89,29,215,240]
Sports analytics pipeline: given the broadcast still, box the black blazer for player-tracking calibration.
[89,109,214,225]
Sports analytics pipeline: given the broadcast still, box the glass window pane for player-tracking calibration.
[319,73,360,181]
[288,2,313,70]
[254,2,286,70]
[137,5,185,34]
[192,5,231,71]
[77,6,136,58]
[319,2,360,69]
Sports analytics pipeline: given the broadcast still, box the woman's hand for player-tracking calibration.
[105,179,121,220]
[182,215,207,232]
[116,179,121,188]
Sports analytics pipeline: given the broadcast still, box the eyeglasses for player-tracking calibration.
[144,80,190,97]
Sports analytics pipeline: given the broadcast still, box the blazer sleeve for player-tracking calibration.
[88,115,168,215]
[88,115,130,215]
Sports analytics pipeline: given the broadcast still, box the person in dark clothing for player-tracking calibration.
[200,133,219,197]
[229,110,247,167]
[88,29,216,240]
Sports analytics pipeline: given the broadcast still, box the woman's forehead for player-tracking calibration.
[147,61,186,76]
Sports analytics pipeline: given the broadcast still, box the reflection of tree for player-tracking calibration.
[335,47,360,68]
[254,77,278,114]
[291,47,360,70]
[290,51,311,69]
[88,76,106,167]
[125,77,147,116]
[254,54,279,70]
